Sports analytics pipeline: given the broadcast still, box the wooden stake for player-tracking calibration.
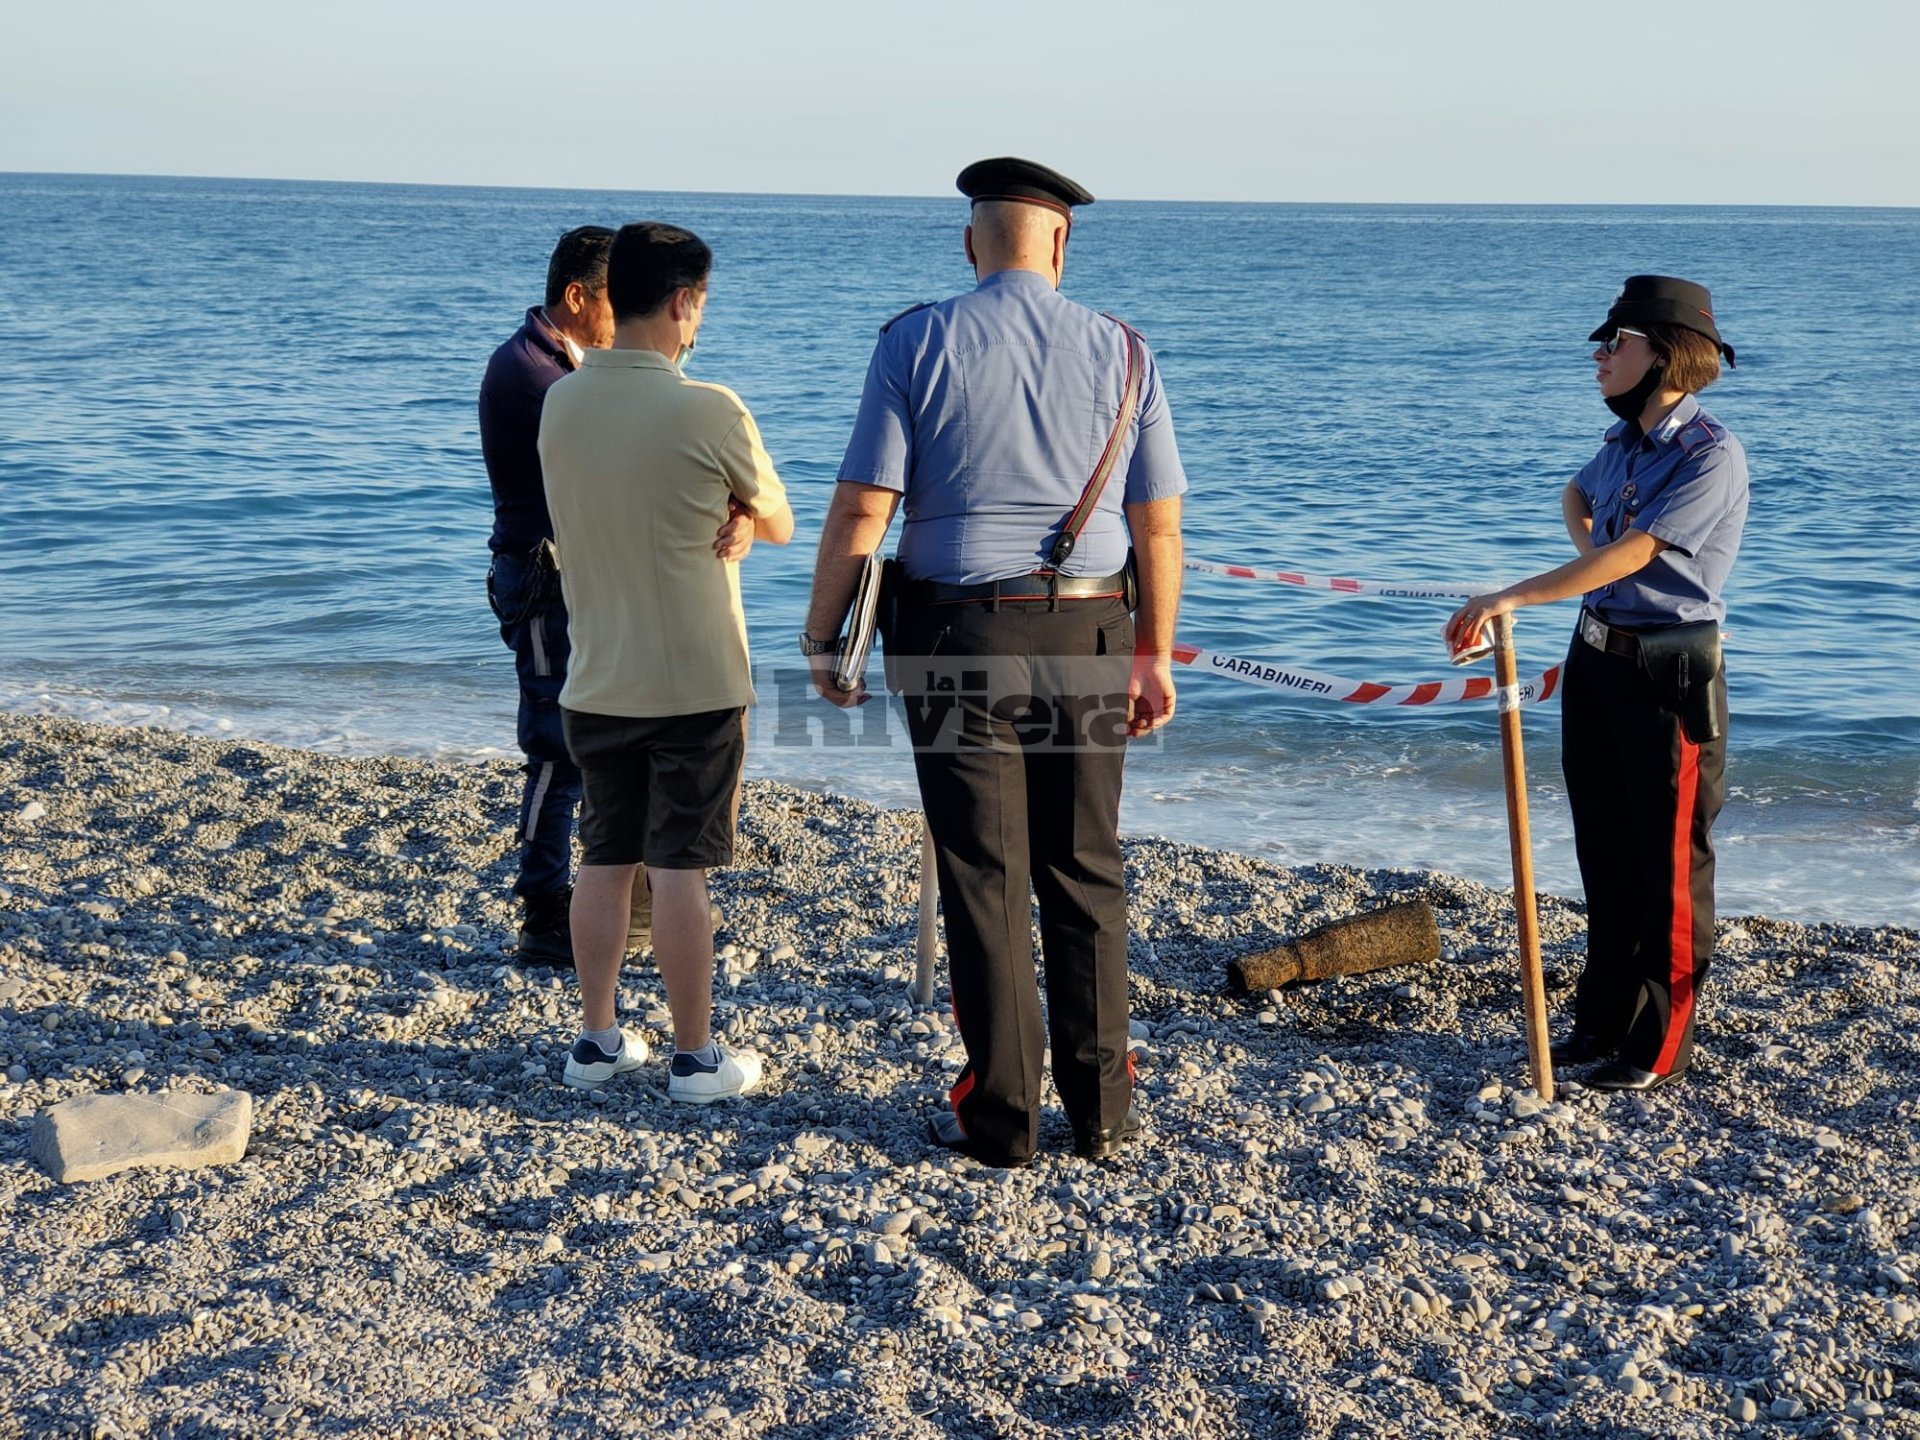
[913,818,938,1006]
[1492,613,1555,1100]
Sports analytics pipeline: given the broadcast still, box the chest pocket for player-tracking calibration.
[1593,480,1640,543]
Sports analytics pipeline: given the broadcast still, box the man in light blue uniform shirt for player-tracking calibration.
[835,270,1185,585]
[805,157,1187,1167]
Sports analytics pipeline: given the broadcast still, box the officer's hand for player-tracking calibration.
[1127,656,1177,736]
[1444,593,1510,652]
[810,651,869,708]
[715,498,755,563]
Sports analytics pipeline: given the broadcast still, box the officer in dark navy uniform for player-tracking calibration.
[803,158,1189,1165]
[480,227,616,963]
[1448,276,1749,1092]
[481,227,749,963]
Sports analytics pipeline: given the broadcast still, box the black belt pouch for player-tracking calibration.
[1635,620,1722,744]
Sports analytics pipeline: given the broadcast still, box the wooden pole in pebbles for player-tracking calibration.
[1491,611,1555,1100]
[913,818,938,1006]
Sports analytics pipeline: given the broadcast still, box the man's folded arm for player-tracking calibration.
[719,410,795,545]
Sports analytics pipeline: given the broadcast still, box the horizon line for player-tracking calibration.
[4,167,1916,212]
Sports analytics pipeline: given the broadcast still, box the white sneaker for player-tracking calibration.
[562,1028,649,1089]
[667,1043,763,1104]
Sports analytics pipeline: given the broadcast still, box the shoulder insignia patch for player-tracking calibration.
[879,301,934,335]
[1675,418,1725,453]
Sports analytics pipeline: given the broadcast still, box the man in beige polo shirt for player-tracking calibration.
[538,221,794,1103]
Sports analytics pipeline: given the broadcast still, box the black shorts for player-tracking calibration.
[561,706,746,869]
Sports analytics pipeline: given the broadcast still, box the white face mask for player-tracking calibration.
[675,341,695,369]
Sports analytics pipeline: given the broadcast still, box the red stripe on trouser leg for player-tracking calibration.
[1654,735,1701,1075]
[947,1070,975,1135]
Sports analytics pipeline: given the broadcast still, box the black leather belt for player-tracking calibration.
[1579,609,1645,659]
[914,570,1129,607]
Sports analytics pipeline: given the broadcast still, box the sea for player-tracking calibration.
[2,173,1915,928]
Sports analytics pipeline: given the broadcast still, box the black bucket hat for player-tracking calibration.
[1591,275,1736,367]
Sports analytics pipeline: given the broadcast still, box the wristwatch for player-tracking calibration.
[797,631,839,657]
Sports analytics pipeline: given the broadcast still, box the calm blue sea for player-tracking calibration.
[1,173,1915,927]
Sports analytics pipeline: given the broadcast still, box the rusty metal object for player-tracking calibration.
[1226,900,1441,993]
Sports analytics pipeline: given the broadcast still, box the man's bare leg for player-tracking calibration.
[572,863,637,1033]
[649,866,714,1053]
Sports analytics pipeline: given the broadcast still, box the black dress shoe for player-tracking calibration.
[1549,1031,1616,1066]
[928,1111,1030,1169]
[1584,1060,1688,1093]
[516,890,574,967]
[1073,1105,1144,1161]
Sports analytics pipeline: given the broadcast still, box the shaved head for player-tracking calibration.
[965,200,1070,285]
[970,199,1063,251]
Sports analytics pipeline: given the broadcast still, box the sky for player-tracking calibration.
[2,0,1915,205]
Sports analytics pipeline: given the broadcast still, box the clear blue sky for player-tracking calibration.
[3,0,1914,204]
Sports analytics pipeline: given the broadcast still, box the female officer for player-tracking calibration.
[1446,276,1748,1092]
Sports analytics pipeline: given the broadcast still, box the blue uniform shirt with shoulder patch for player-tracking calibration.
[836,268,1188,584]
[1573,394,1749,626]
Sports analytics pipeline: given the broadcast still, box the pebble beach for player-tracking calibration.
[2,710,1916,1439]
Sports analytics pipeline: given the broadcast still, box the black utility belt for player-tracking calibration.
[1578,609,1723,744]
[912,568,1130,609]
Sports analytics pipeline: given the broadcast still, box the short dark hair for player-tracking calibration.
[1647,324,1722,394]
[607,223,712,323]
[544,226,614,308]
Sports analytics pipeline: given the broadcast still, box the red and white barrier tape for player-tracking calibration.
[1185,556,1480,601]
[1172,643,1563,708]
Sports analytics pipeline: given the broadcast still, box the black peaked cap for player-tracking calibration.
[955,157,1094,216]
[1592,275,1736,366]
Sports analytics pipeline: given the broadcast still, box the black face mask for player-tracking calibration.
[1604,358,1666,427]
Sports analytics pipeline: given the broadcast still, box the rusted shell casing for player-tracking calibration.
[1226,900,1441,993]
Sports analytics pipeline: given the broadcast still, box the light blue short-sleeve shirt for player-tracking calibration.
[837,268,1188,584]
[1574,394,1749,626]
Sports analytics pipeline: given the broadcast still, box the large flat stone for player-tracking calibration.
[31,1090,253,1184]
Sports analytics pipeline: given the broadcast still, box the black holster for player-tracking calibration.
[1636,620,1722,744]
[486,539,563,626]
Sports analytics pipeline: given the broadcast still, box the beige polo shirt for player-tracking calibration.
[538,347,787,718]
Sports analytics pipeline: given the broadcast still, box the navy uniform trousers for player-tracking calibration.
[900,594,1136,1163]
[488,546,582,900]
[1561,635,1728,1077]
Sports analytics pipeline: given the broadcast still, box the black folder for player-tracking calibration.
[833,552,882,693]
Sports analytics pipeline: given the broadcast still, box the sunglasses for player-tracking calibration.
[1597,327,1648,355]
